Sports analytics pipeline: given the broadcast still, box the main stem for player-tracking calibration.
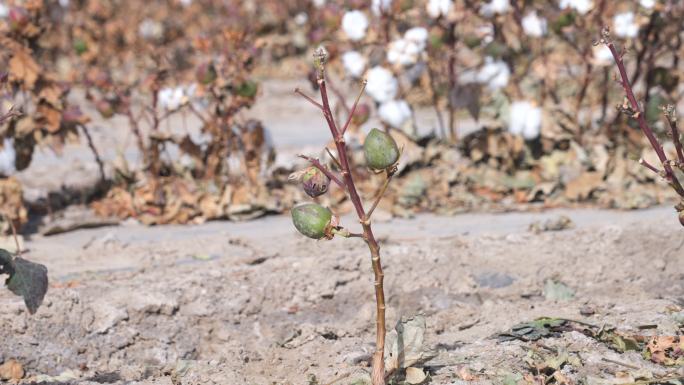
[607,42,684,197]
[317,71,386,385]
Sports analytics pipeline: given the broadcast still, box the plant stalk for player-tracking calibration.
[315,69,387,385]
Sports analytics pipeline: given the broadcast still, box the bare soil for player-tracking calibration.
[2,205,684,384]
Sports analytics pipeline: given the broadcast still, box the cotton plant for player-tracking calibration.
[371,0,392,16]
[365,66,398,103]
[387,27,428,67]
[476,57,510,91]
[559,0,593,15]
[378,99,412,129]
[480,0,511,18]
[0,138,16,177]
[522,11,547,37]
[509,101,542,140]
[341,10,368,41]
[613,12,638,39]
[426,0,452,19]
[639,0,655,8]
[342,50,367,78]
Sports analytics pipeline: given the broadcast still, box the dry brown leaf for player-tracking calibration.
[405,367,427,384]
[564,172,603,201]
[8,48,40,89]
[0,359,25,381]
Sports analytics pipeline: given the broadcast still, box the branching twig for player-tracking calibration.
[340,79,367,136]
[602,28,684,197]
[78,124,106,184]
[294,88,324,111]
[366,169,394,220]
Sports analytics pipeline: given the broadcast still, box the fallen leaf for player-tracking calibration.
[544,279,575,301]
[0,359,24,381]
[405,367,428,384]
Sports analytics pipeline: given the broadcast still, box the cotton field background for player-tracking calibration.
[0,1,684,385]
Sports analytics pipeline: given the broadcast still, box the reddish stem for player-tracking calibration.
[309,69,387,385]
[606,41,684,197]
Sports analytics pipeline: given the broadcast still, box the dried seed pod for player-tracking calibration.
[363,128,399,170]
[291,203,332,239]
[301,166,330,197]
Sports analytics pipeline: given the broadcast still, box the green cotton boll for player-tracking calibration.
[73,39,88,55]
[291,203,332,239]
[236,81,258,98]
[363,128,399,170]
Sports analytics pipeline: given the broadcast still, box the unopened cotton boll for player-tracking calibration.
[613,12,638,38]
[0,138,16,177]
[559,0,593,15]
[522,11,547,37]
[366,66,398,103]
[477,57,510,91]
[342,51,367,78]
[426,0,452,19]
[378,100,411,129]
[371,0,392,16]
[480,0,510,17]
[342,10,369,41]
[509,101,542,140]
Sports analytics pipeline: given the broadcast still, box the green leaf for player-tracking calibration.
[0,248,48,314]
[498,317,567,341]
[543,279,575,301]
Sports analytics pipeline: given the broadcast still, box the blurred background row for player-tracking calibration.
[0,0,681,232]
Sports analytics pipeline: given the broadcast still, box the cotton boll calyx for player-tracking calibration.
[342,51,367,78]
[477,57,510,91]
[426,0,452,19]
[378,99,411,129]
[366,66,398,103]
[480,0,510,17]
[342,10,368,41]
[559,0,593,15]
[613,12,638,38]
[509,101,542,140]
[522,11,547,37]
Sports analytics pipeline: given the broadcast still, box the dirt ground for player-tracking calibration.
[1,204,683,385]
